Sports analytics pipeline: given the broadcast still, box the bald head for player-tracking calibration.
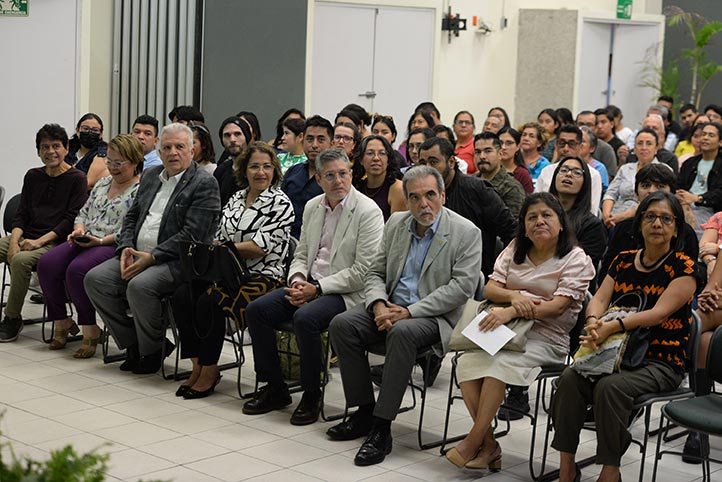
[642,115,665,143]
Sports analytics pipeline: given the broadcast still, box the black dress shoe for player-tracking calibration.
[290,390,322,425]
[30,293,45,304]
[682,432,708,464]
[498,386,529,421]
[354,429,392,466]
[242,385,292,415]
[175,384,191,397]
[119,345,140,371]
[327,410,373,441]
[132,349,163,374]
[183,375,222,400]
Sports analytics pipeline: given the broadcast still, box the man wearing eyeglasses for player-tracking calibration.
[535,124,603,215]
[84,123,220,374]
[243,148,384,427]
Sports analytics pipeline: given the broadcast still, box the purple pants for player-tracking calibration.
[37,242,117,326]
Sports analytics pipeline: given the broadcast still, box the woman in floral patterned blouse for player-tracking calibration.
[37,134,141,358]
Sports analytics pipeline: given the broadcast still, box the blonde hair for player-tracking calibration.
[108,134,144,175]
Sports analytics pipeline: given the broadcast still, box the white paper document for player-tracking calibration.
[461,310,516,356]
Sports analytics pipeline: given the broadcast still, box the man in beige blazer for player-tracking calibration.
[243,148,384,426]
[327,166,482,466]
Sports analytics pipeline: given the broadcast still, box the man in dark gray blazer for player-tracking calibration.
[327,166,482,466]
[85,123,220,374]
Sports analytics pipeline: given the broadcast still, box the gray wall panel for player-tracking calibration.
[515,9,578,125]
[201,0,307,151]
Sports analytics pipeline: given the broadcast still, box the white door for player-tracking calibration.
[311,3,376,121]
[610,23,662,129]
[311,2,434,143]
[577,21,613,113]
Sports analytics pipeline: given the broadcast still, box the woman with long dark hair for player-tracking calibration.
[189,122,216,174]
[549,157,607,270]
[538,108,561,161]
[66,113,109,189]
[272,108,304,149]
[498,127,533,194]
[352,135,405,220]
[447,193,594,471]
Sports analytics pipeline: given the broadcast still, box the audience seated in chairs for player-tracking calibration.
[0,123,88,343]
[242,147,384,426]
[446,193,594,472]
[36,134,142,357]
[551,191,698,482]
[172,142,294,399]
[84,123,220,375]
[328,166,482,466]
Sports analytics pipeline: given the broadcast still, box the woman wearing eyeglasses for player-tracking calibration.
[352,135,405,221]
[549,157,607,272]
[602,128,668,229]
[66,113,110,190]
[332,122,361,162]
[498,127,534,194]
[551,191,697,482]
[37,134,142,358]
[453,111,477,174]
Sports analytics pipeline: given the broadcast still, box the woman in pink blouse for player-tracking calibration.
[446,193,595,472]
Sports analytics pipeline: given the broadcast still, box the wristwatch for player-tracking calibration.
[310,280,323,298]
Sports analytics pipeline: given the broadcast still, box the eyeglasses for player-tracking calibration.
[105,159,130,168]
[642,212,675,226]
[558,165,584,178]
[556,139,579,149]
[333,134,354,143]
[408,143,423,152]
[364,150,388,158]
[373,114,394,123]
[79,126,102,135]
[321,170,351,182]
[501,140,516,147]
[454,120,473,126]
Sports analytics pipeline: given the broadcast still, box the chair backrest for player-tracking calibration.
[568,291,593,357]
[283,236,298,279]
[3,193,21,236]
[707,325,722,384]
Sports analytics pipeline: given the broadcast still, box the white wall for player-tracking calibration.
[0,0,112,217]
[434,0,663,127]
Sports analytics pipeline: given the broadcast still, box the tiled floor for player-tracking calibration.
[1,299,720,481]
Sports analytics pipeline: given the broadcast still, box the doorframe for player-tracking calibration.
[573,10,665,115]
[305,0,442,114]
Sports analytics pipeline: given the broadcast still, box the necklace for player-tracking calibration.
[639,248,672,270]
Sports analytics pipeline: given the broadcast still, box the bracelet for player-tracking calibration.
[585,315,598,322]
[99,237,103,246]
[617,318,627,332]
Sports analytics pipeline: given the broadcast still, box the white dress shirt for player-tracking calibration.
[136,169,185,253]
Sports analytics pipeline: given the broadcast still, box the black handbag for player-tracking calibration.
[178,239,251,293]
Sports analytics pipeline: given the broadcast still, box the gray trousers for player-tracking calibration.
[329,303,440,421]
[84,257,177,355]
[551,362,682,466]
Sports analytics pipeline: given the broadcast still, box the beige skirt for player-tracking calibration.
[456,332,567,386]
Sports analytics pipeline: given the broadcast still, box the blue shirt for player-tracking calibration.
[144,149,162,169]
[390,216,441,307]
[281,161,323,239]
[590,159,609,194]
[528,156,550,181]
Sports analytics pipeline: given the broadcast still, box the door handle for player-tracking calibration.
[358,91,377,98]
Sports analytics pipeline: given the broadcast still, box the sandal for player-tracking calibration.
[48,320,80,350]
[73,332,104,359]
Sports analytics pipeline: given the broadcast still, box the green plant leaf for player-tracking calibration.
[695,21,722,48]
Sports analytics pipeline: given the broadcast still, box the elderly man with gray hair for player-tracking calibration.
[85,122,221,374]
[242,148,385,427]
[327,165,482,466]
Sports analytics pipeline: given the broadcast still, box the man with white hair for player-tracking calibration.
[327,166,482,466]
[85,123,221,374]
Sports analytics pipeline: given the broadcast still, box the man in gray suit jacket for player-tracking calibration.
[242,148,384,426]
[85,123,220,374]
[327,166,482,466]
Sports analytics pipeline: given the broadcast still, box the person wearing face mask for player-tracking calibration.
[66,113,109,190]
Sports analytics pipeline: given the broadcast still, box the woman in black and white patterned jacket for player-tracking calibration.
[173,141,294,399]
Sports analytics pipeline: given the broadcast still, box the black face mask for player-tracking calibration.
[78,131,100,149]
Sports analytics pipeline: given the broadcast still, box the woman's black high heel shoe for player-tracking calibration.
[183,374,222,400]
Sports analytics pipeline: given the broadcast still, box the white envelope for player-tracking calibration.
[461,310,516,356]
